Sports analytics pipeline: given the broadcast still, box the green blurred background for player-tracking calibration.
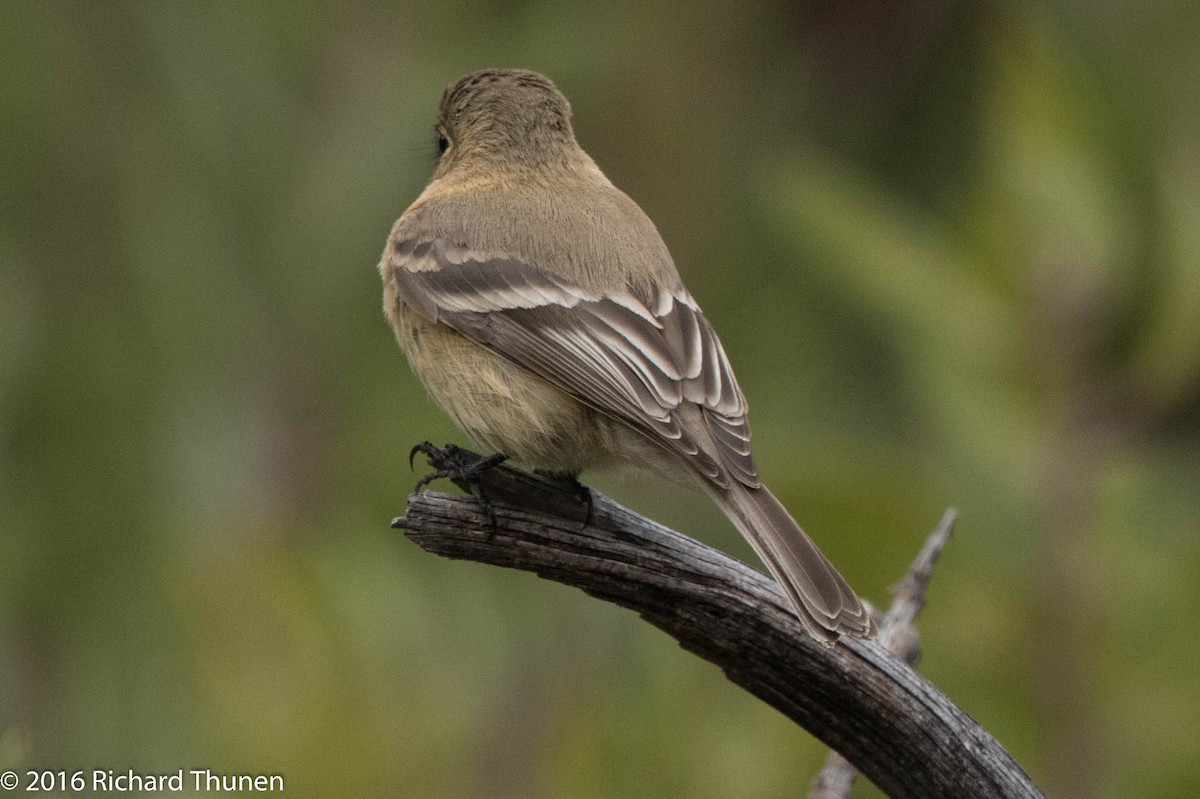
[2,2,1198,797]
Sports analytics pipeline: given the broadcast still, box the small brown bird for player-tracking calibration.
[380,68,874,643]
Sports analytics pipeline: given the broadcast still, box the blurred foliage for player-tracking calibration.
[2,2,1198,798]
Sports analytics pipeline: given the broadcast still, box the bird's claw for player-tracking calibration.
[410,441,438,471]
[408,443,509,533]
[533,469,594,528]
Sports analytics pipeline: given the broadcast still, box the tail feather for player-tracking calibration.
[711,483,875,644]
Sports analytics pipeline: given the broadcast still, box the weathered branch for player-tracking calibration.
[393,448,1042,799]
[808,510,956,799]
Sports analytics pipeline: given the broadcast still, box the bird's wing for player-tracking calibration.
[390,237,759,489]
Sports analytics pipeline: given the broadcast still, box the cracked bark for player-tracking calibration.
[393,449,1042,799]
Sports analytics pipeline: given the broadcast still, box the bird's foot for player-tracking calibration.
[534,469,594,528]
[409,442,509,531]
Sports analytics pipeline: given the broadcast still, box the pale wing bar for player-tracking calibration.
[392,238,760,489]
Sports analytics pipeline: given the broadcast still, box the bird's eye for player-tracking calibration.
[437,133,450,155]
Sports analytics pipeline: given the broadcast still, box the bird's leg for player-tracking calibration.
[534,469,594,528]
[409,442,509,532]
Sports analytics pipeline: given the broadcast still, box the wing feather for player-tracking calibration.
[392,237,757,488]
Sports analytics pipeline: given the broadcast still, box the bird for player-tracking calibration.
[379,68,874,644]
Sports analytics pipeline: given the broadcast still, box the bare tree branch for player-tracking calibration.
[808,510,956,799]
[393,447,1042,799]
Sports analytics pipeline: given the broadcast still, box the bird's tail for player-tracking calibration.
[710,483,875,645]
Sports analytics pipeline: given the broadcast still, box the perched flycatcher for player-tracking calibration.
[380,68,874,643]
